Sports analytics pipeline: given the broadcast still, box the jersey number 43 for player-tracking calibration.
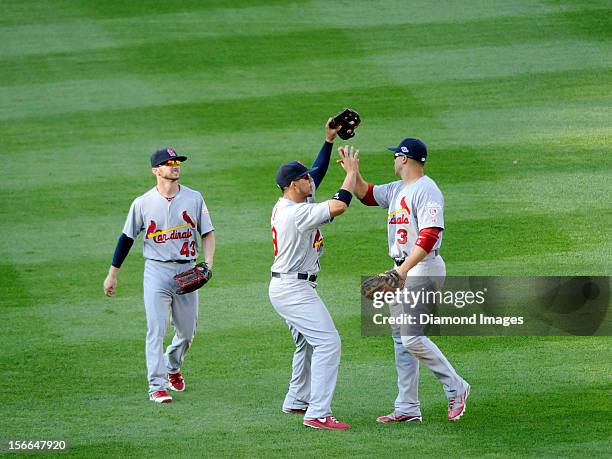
[180,241,197,257]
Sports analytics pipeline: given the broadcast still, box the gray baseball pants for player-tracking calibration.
[269,276,341,420]
[144,259,198,393]
[389,254,467,416]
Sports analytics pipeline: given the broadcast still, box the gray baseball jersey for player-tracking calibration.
[270,182,331,274]
[123,185,214,261]
[373,176,444,259]
[372,175,468,415]
[121,184,214,394]
[268,180,341,420]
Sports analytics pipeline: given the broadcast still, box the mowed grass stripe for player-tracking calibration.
[1,0,609,53]
[368,40,609,83]
[2,40,610,122]
[0,0,302,53]
[2,74,609,158]
[449,247,612,276]
[0,0,295,27]
[2,8,610,88]
[2,67,609,193]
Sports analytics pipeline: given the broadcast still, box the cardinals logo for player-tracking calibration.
[388,196,411,224]
[145,216,193,242]
[146,220,157,239]
[399,197,411,214]
[182,211,196,228]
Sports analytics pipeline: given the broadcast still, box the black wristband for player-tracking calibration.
[332,189,352,206]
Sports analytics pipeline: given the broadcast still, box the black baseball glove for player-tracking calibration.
[329,108,361,140]
[361,269,405,300]
[174,262,212,295]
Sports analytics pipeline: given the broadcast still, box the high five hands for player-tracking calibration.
[337,145,360,173]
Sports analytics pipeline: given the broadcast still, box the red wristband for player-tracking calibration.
[415,227,441,253]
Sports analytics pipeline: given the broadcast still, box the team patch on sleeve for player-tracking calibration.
[426,201,443,224]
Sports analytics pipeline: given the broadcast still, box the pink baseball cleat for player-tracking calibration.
[448,383,471,421]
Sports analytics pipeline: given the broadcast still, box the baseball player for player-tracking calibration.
[269,124,359,430]
[346,137,471,422]
[103,148,215,403]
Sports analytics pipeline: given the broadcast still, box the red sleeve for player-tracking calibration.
[415,227,441,253]
[359,183,378,206]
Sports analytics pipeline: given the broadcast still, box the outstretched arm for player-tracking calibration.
[310,118,341,189]
[328,146,359,217]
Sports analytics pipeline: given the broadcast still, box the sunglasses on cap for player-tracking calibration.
[159,159,182,167]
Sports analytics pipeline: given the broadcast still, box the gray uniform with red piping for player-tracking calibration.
[371,176,467,417]
[269,179,342,420]
[122,185,214,393]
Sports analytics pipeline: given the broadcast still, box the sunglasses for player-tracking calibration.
[159,159,181,167]
[393,152,407,159]
[298,174,310,181]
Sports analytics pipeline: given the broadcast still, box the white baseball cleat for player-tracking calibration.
[376,411,422,423]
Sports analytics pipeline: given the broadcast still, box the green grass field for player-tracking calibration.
[1,0,611,457]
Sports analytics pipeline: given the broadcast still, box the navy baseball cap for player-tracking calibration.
[275,161,318,189]
[150,147,188,167]
[387,138,427,163]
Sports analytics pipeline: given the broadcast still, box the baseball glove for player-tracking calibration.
[329,108,360,140]
[361,269,405,299]
[174,262,212,295]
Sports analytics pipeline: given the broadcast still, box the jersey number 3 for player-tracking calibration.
[397,229,408,244]
[272,227,278,256]
[180,241,196,257]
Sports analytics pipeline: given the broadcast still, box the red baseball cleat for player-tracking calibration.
[149,390,172,403]
[167,371,185,392]
[376,411,422,423]
[448,383,471,421]
[282,408,307,415]
[303,416,351,430]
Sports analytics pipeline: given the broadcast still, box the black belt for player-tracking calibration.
[272,272,318,282]
[394,250,439,266]
[157,259,194,264]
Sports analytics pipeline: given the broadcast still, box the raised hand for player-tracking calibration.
[337,145,360,174]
